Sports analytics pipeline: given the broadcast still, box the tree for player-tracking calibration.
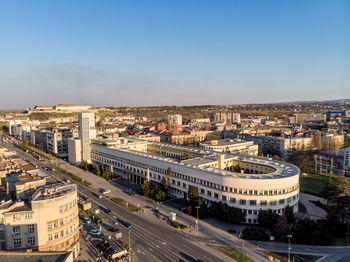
[273,215,290,241]
[258,209,279,227]
[152,185,166,201]
[283,205,295,224]
[225,146,230,153]
[323,177,350,223]
[188,186,199,203]
[140,181,151,197]
[182,150,191,160]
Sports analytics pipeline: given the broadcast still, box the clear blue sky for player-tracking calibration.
[0,0,349,109]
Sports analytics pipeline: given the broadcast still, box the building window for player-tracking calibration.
[27,224,35,233]
[48,234,53,241]
[260,201,267,206]
[270,201,277,206]
[12,214,21,220]
[24,213,32,219]
[214,193,219,199]
[27,237,35,245]
[239,200,246,205]
[49,246,53,251]
[48,223,52,230]
[249,200,257,206]
[230,198,236,203]
[222,195,227,201]
[13,238,21,247]
[54,232,59,239]
[279,199,285,204]
[200,188,205,194]
[207,191,212,197]
[12,226,20,235]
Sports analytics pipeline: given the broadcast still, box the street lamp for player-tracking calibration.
[287,234,292,262]
[195,206,200,231]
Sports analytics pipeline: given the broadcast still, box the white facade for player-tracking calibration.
[91,139,299,224]
[78,112,96,163]
[200,139,258,155]
[215,112,241,124]
[168,114,182,125]
[68,138,82,165]
[344,147,350,171]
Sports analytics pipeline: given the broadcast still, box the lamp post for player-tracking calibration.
[287,234,292,262]
[195,206,200,231]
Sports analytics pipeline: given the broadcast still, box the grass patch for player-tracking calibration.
[79,207,102,222]
[261,250,322,262]
[171,220,188,230]
[299,173,329,196]
[53,165,91,187]
[111,198,140,212]
[332,237,350,246]
[209,245,253,262]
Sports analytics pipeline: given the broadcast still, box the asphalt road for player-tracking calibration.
[3,138,350,262]
[1,140,231,262]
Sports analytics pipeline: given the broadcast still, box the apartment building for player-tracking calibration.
[0,183,80,258]
[214,112,241,124]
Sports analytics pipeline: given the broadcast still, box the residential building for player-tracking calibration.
[0,183,80,258]
[215,112,241,124]
[168,114,182,125]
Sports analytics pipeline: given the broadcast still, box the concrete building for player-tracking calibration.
[344,147,350,171]
[168,114,182,125]
[47,129,72,158]
[90,138,300,223]
[0,183,80,258]
[215,112,241,124]
[200,139,258,156]
[67,138,82,165]
[6,173,46,200]
[78,112,96,163]
[54,104,91,112]
[294,114,326,124]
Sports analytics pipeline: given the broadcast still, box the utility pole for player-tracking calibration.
[287,234,292,262]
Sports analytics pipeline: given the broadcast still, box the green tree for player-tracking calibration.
[234,164,241,173]
[182,150,191,160]
[140,181,151,197]
[188,186,199,203]
[273,215,290,241]
[283,205,295,224]
[258,209,279,227]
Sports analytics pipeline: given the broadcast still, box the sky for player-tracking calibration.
[0,0,349,109]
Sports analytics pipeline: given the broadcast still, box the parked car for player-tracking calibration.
[102,207,111,214]
[81,216,91,224]
[117,218,132,229]
[90,229,102,237]
[98,188,110,194]
[107,226,119,232]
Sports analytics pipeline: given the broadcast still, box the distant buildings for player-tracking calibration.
[199,139,258,156]
[30,104,91,113]
[344,147,350,171]
[215,112,241,124]
[292,113,325,124]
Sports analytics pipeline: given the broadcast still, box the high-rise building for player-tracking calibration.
[215,112,241,124]
[168,114,182,125]
[78,112,96,162]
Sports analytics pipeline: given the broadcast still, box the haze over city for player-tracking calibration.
[1,0,349,109]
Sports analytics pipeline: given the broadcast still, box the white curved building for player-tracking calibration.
[91,138,300,224]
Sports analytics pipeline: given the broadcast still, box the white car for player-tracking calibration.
[90,229,102,237]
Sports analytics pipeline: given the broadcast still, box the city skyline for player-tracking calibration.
[1,0,349,109]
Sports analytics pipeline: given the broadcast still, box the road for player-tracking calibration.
[1,140,235,262]
[3,138,350,261]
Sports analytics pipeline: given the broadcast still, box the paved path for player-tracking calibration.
[299,193,327,220]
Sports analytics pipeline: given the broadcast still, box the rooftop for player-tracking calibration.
[31,183,77,201]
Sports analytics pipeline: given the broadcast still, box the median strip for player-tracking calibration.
[52,165,91,187]
[111,198,140,212]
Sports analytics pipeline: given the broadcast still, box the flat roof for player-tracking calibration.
[0,251,70,262]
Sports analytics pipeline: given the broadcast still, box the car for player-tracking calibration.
[107,226,119,232]
[98,188,110,194]
[78,224,83,230]
[117,218,132,228]
[83,195,90,202]
[128,191,135,196]
[103,208,111,214]
[81,216,91,224]
[89,229,102,237]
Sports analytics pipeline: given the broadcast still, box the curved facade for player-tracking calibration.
[0,183,80,258]
[91,138,300,224]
